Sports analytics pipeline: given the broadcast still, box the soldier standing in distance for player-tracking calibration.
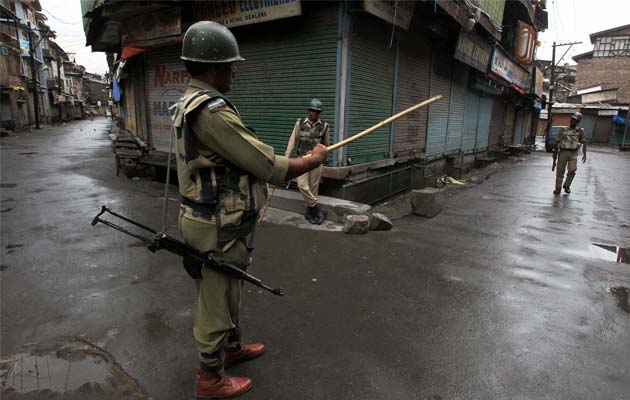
[285,99,330,224]
[553,112,587,194]
[172,21,327,399]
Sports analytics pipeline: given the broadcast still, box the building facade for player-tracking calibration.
[82,0,548,203]
[572,24,630,105]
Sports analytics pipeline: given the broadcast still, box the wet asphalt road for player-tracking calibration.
[1,119,629,400]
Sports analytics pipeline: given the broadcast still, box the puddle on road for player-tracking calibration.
[589,243,630,264]
[0,338,143,399]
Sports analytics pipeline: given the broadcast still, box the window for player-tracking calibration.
[594,36,630,57]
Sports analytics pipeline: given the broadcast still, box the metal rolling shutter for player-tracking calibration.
[393,31,431,157]
[228,5,338,154]
[592,116,613,143]
[581,113,596,141]
[489,97,506,146]
[476,97,492,150]
[145,46,188,152]
[346,15,395,164]
[445,62,467,153]
[503,103,515,145]
[426,51,452,159]
[134,58,149,143]
[123,78,137,135]
[462,89,479,153]
[513,109,524,144]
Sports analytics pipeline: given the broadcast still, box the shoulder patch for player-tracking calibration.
[207,98,227,112]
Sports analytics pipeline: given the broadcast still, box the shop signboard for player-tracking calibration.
[454,31,492,73]
[194,0,302,28]
[490,46,530,90]
[363,0,415,30]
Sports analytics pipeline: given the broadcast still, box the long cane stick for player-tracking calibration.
[261,95,443,220]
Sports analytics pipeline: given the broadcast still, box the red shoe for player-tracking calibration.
[195,369,252,399]
[224,343,266,367]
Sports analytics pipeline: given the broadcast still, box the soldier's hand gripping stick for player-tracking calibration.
[552,153,557,171]
[92,206,284,296]
[312,95,443,154]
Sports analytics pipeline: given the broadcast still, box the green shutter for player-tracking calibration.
[445,62,467,153]
[426,51,452,159]
[346,15,396,164]
[228,5,339,155]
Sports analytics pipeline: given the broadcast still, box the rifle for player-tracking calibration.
[91,206,284,296]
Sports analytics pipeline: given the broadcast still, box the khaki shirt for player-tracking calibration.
[556,126,586,150]
[176,80,289,264]
[285,117,330,157]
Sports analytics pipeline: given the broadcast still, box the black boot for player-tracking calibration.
[553,188,561,195]
[314,204,326,225]
[563,186,571,194]
[305,206,317,224]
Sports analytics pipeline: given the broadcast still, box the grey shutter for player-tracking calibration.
[346,15,396,164]
[426,51,452,159]
[445,62,467,153]
[476,97,492,150]
[393,31,431,157]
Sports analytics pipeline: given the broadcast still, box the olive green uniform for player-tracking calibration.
[285,118,330,207]
[555,126,586,190]
[173,79,289,369]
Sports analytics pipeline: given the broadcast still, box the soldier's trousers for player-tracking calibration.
[555,150,578,189]
[179,214,246,371]
[297,165,322,207]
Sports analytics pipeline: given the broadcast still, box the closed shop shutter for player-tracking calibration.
[581,113,596,141]
[145,46,188,152]
[445,62,467,153]
[426,51,452,159]
[513,109,525,144]
[144,5,339,154]
[462,88,479,153]
[503,103,515,145]
[123,78,137,135]
[393,31,431,157]
[489,97,506,146]
[229,4,338,153]
[134,58,149,143]
[592,116,613,143]
[346,15,395,164]
[476,97,492,150]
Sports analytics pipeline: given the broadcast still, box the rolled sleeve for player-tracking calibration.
[190,107,288,183]
[269,155,289,185]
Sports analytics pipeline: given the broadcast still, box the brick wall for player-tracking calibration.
[575,57,630,104]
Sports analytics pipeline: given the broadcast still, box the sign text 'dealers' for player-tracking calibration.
[193,0,302,28]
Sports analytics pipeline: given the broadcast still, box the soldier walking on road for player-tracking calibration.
[553,112,587,194]
[173,21,327,399]
[285,99,330,224]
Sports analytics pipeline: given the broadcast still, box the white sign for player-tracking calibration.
[598,110,618,116]
[193,0,302,28]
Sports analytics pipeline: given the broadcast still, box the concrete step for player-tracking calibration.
[269,188,372,223]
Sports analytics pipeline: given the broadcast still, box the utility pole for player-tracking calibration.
[57,57,63,124]
[27,22,40,129]
[545,41,582,137]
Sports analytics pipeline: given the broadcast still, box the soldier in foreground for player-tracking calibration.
[285,99,330,224]
[552,112,587,194]
[173,21,327,399]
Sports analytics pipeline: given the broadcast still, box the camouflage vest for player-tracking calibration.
[557,127,583,150]
[171,90,260,243]
[290,118,328,157]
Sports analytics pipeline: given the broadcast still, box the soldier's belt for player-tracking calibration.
[182,197,216,218]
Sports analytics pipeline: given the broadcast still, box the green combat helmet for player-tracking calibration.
[571,112,583,121]
[181,21,245,63]
[307,99,323,112]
